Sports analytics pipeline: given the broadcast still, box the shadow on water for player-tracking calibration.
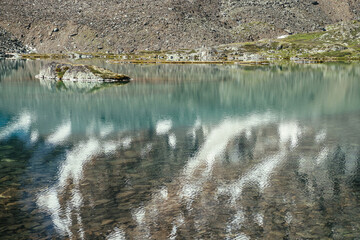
[0,60,360,239]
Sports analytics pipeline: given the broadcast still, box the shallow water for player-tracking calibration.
[1,59,360,239]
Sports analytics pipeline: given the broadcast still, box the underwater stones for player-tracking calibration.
[0,188,17,199]
[124,150,137,158]
[116,190,136,199]
[101,219,114,225]
[0,175,11,183]
[24,221,40,229]
[35,62,131,83]
[94,198,111,206]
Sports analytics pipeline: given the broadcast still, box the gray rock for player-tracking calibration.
[35,62,131,83]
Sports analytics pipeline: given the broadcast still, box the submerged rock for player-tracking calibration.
[35,62,131,83]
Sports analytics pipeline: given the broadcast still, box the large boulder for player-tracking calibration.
[35,62,131,83]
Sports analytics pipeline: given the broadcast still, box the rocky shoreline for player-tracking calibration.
[0,27,27,57]
[16,21,360,64]
[2,21,359,64]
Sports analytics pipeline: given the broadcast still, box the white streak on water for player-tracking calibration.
[132,207,150,239]
[254,213,264,227]
[178,114,275,209]
[316,147,329,165]
[37,189,72,236]
[188,118,202,141]
[46,121,71,145]
[279,122,301,148]
[168,133,176,149]
[141,143,153,157]
[71,189,85,240]
[37,138,101,239]
[156,119,172,135]
[315,129,327,143]
[58,139,101,187]
[107,227,126,240]
[233,233,250,240]
[218,121,302,203]
[232,210,245,226]
[220,152,287,203]
[245,128,252,139]
[225,210,248,240]
[122,137,132,149]
[133,207,146,225]
[183,114,274,178]
[30,130,39,144]
[103,141,120,154]
[169,214,185,240]
[100,124,114,138]
[159,187,168,200]
[285,212,293,224]
[0,111,32,140]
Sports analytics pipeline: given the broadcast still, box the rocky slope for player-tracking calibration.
[0,27,26,56]
[0,0,359,54]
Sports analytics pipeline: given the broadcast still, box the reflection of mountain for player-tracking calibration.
[1,111,360,239]
[0,59,27,81]
[39,79,128,93]
[0,61,360,136]
[101,115,360,240]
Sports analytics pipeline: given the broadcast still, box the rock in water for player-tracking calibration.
[35,62,131,83]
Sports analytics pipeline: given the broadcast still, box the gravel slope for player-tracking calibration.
[0,0,359,53]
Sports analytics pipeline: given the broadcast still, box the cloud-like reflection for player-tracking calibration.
[107,113,283,239]
[156,119,173,135]
[104,113,359,239]
[45,121,72,145]
[218,122,302,203]
[4,110,355,239]
[36,128,130,239]
[0,111,33,140]
[37,138,101,237]
[58,139,101,187]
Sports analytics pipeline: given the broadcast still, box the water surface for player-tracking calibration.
[1,59,360,239]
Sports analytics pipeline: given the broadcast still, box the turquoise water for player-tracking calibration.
[0,59,360,239]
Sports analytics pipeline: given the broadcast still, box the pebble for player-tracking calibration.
[116,190,135,199]
[0,176,11,183]
[24,221,40,229]
[124,150,137,158]
[94,199,110,206]
[101,219,114,225]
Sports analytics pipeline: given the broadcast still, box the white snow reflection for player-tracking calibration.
[37,126,126,239]
[0,111,33,140]
[156,119,172,135]
[45,121,71,145]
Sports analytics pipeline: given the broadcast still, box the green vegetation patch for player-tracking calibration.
[56,80,68,90]
[86,65,130,81]
[55,66,69,80]
[87,82,127,93]
[22,53,67,60]
[284,32,325,43]
[241,43,262,53]
[315,50,353,59]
